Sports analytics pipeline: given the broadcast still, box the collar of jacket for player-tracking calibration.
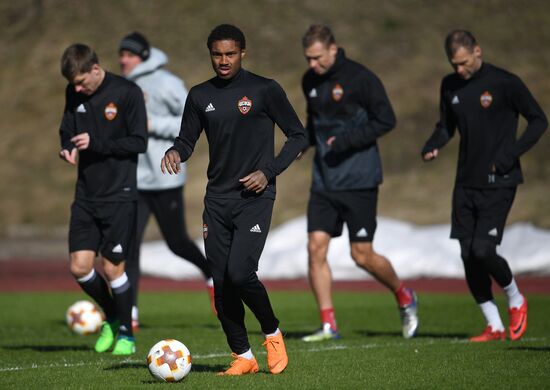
[468,61,490,81]
[212,67,245,88]
[324,48,347,78]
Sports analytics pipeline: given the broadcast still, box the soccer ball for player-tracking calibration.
[65,300,103,335]
[147,339,192,382]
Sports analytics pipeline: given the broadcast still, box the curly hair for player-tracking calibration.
[207,24,246,50]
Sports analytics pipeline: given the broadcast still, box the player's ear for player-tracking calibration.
[473,45,482,58]
[240,50,246,59]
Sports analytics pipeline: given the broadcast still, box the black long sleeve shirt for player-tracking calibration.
[59,72,148,202]
[171,69,307,199]
[423,63,547,188]
[302,49,396,191]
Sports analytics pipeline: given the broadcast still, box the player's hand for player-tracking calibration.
[59,148,77,165]
[161,149,181,174]
[71,133,90,151]
[326,136,336,146]
[422,149,439,161]
[239,170,268,193]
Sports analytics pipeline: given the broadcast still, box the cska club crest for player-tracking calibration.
[203,223,208,239]
[332,84,344,101]
[480,91,493,108]
[238,96,252,115]
[104,102,118,120]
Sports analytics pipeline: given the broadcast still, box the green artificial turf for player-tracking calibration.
[1,291,549,389]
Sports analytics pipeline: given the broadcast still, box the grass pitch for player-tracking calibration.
[1,291,549,389]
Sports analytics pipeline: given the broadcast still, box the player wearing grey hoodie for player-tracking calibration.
[119,32,213,330]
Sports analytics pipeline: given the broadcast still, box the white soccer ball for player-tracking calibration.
[65,300,103,335]
[147,339,192,382]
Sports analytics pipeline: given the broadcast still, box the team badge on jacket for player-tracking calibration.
[104,102,118,120]
[203,223,208,239]
[480,91,493,108]
[332,84,344,101]
[238,96,252,115]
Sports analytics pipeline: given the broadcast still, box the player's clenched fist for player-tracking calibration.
[161,149,182,174]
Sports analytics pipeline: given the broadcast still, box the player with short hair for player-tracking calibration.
[422,30,547,341]
[300,24,419,342]
[118,32,214,330]
[161,24,307,375]
[59,43,148,354]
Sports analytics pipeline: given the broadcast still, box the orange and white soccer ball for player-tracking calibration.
[147,339,192,382]
[65,300,103,335]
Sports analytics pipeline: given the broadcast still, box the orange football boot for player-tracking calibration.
[263,333,288,374]
[469,326,506,342]
[508,296,528,341]
[217,353,259,376]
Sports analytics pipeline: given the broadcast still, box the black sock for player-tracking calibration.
[110,273,134,338]
[77,269,117,321]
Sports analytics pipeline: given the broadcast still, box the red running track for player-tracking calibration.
[1,259,549,293]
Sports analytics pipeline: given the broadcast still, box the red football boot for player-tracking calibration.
[508,296,528,341]
[469,326,506,342]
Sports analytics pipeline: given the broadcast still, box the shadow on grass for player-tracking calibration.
[248,329,469,340]
[107,362,225,373]
[176,323,219,330]
[507,346,550,352]
[271,331,314,340]
[105,362,146,370]
[2,344,91,352]
[356,330,469,339]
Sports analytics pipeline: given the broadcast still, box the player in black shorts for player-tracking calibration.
[422,30,547,342]
[300,24,419,342]
[161,24,307,376]
[58,44,148,354]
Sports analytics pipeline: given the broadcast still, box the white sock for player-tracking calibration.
[109,273,128,289]
[77,269,95,283]
[479,301,505,331]
[238,349,254,360]
[503,279,524,309]
[132,306,139,321]
[206,277,214,287]
[264,328,281,338]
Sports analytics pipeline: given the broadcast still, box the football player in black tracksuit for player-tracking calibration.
[422,30,547,342]
[59,44,147,355]
[162,24,307,376]
[300,24,419,343]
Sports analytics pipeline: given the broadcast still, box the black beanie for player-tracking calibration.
[119,32,150,60]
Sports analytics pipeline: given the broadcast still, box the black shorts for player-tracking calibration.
[69,200,137,262]
[451,186,516,244]
[307,189,378,242]
[202,197,273,281]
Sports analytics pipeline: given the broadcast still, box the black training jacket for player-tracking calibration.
[171,69,307,199]
[302,49,396,192]
[59,72,148,202]
[422,63,547,188]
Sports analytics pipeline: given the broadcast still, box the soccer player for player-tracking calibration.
[422,30,547,341]
[118,32,214,330]
[300,24,419,342]
[161,24,307,375]
[58,43,148,354]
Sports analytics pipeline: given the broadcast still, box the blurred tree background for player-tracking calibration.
[1,0,549,252]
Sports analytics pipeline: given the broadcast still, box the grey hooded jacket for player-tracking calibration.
[126,47,188,190]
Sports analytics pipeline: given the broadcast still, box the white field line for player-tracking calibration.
[1,337,546,373]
